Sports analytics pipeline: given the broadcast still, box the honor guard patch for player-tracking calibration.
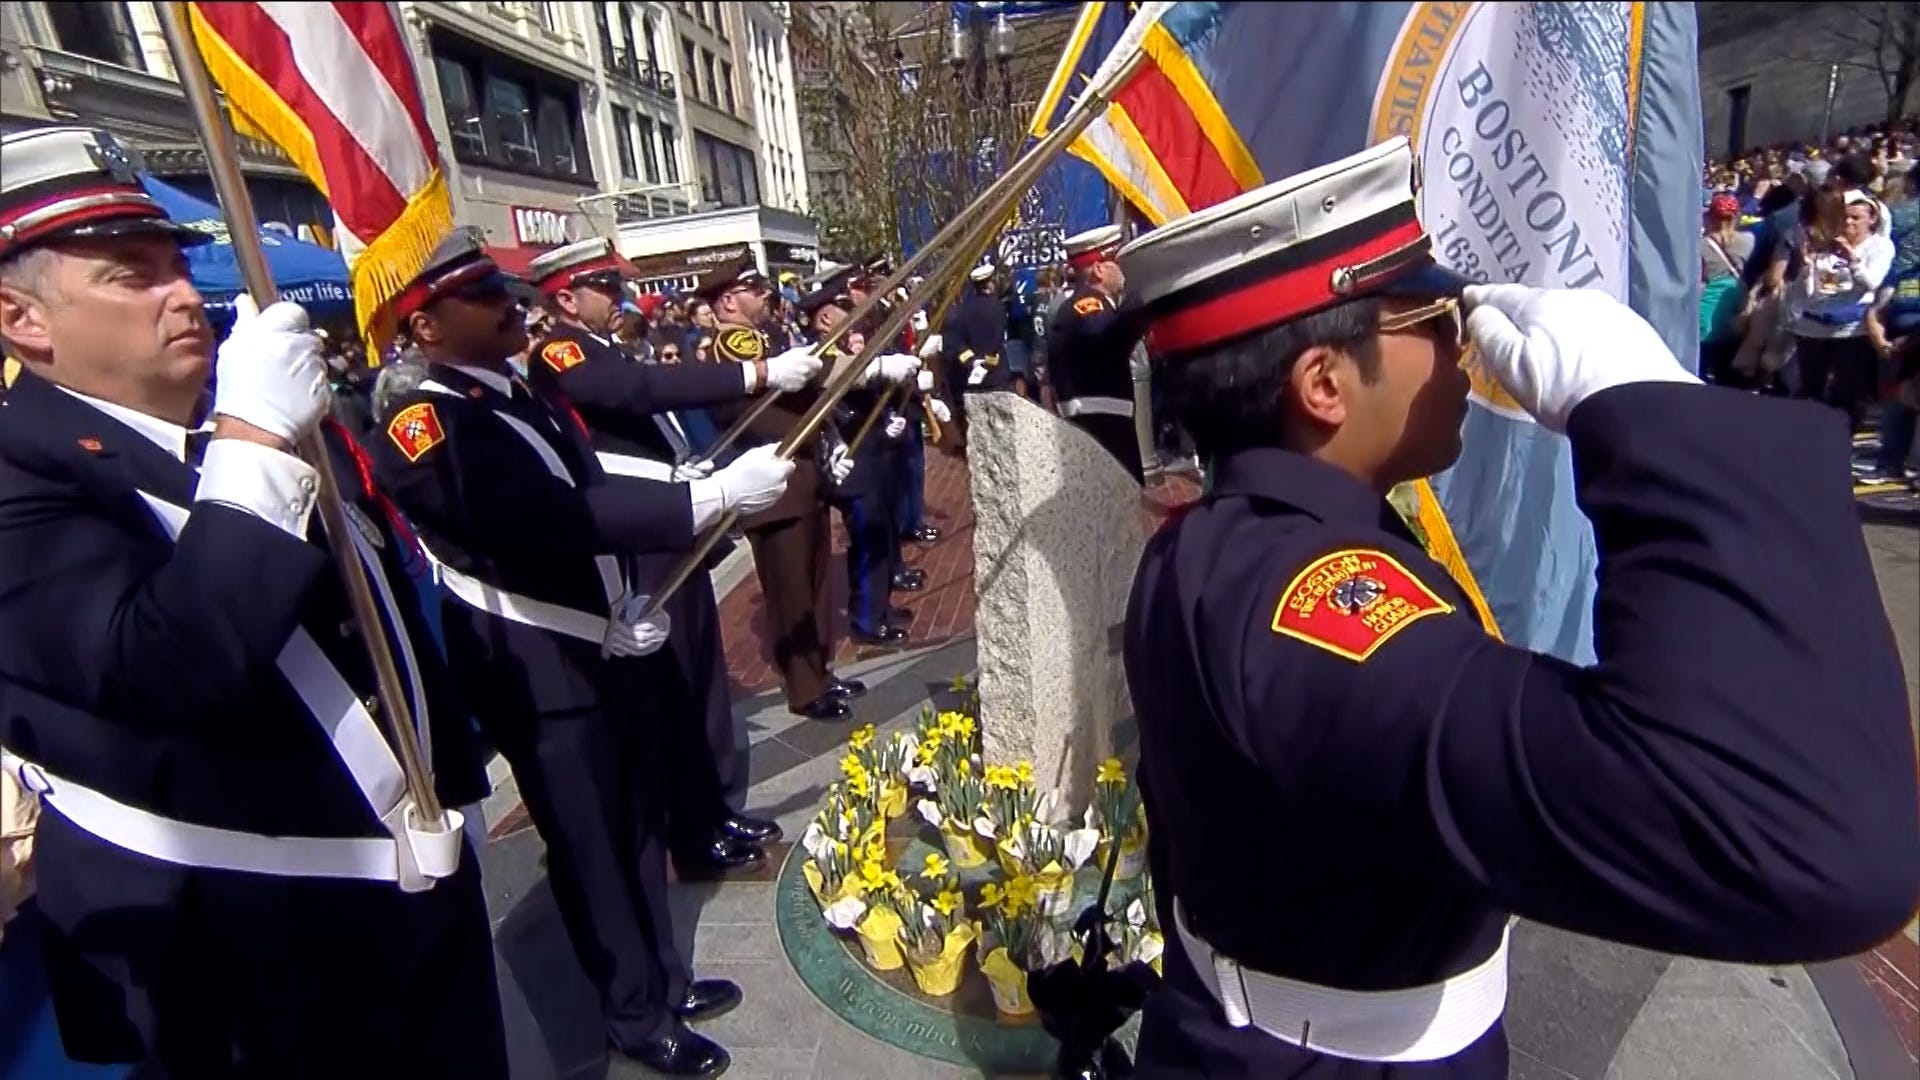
[541,339,586,372]
[1271,548,1452,662]
[720,327,765,360]
[386,402,446,463]
[1073,296,1104,316]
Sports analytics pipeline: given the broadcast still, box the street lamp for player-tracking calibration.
[948,8,1014,104]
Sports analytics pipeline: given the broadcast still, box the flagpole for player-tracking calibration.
[154,3,444,826]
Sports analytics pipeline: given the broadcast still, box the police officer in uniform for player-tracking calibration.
[1119,138,1920,1077]
[706,258,921,719]
[0,128,505,1075]
[369,232,794,1077]
[1049,226,1146,484]
[522,237,821,876]
[940,263,1013,449]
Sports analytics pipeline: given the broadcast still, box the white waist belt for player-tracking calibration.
[3,753,461,883]
[1173,899,1509,1063]
[432,559,614,646]
[1059,396,1133,419]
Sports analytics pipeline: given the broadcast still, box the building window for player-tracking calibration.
[661,123,681,183]
[682,37,700,100]
[702,51,718,108]
[720,60,736,115]
[47,2,145,70]
[611,104,637,179]
[434,56,488,158]
[432,37,593,184]
[536,2,558,32]
[637,115,661,184]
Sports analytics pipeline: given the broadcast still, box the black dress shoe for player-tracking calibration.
[851,626,909,648]
[795,695,852,721]
[826,677,867,700]
[615,1026,729,1077]
[673,836,766,880]
[674,979,744,1022]
[890,569,926,592]
[904,525,942,544]
[720,813,781,844]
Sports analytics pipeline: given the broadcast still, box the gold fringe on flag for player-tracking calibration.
[1411,478,1502,639]
[351,170,454,358]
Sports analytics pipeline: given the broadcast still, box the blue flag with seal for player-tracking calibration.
[1056,2,1703,661]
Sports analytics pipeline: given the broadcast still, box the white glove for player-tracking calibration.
[763,344,823,392]
[918,333,944,361]
[929,398,952,424]
[671,459,713,481]
[910,310,930,333]
[967,359,990,387]
[826,443,854,484]
[710,443,793,516]
[603,595,671,658]
[864,352,921,384]
[1463,285,1699,433]
[884,414,907,440]
[916,369,935,392]
[212,295,330,442]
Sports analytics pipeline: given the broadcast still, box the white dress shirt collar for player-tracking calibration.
[449,364,513,397]
[55,386,209,464]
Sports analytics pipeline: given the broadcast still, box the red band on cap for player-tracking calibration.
[537,254,627,296]
[1145,218,1426,357]
[0,185,163,252]
[1068,245,1118,270]
[393,260,496,320]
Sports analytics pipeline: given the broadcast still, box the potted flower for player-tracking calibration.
[976,874,1043,1017]
[892,852,974,997]
[1091,758,1148,880]
[799,784,878,929]
[915,751,991,868]
[1120,895,1165,977]
[997,815,1100,918]
[846,723,915,821]
[850,840,906,971]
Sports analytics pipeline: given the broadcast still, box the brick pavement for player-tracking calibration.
[718,450,1203,696]
[1860,929,1920,1065]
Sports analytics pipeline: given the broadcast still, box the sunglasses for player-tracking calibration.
[660,348,681,360]
[447,273,511,304]
[1378,297,1464,350]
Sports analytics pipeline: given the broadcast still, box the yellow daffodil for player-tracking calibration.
[1014,761,1035,786]
[840,754,867,782]
[1006,873,1039,911]
[957,757,972,778]
[846,769,872,800]
[1097,758,1126,785]
[920,852,951,880]
[931,889,962,918]
[849,724,876,752]
[985,765,1017,791]
[952,714,975,741]
[978,882,1005,911]
[949,675,970,692]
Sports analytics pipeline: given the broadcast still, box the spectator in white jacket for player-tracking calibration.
[1781,189,1895,427]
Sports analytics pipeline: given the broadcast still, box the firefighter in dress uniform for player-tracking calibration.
[1049,225,1146,484]
[705,258,921,720]
[522,238,820,878]
[1119,138,1920,1078]
[799,275,913,648]
[847,263,944,549]
[367,231,794,1078]
[940,262,1013,455]
[0,127,506,1076]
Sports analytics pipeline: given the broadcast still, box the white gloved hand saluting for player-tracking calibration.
[671,459,714,482]
[929,398,952,424]
[212,295,331,442]
[1463,284,1699,433]
[603,595,671,658]
[710,443,793,516]
[763,344,823,392]
[884,414,908,440]
[863,352,921,384]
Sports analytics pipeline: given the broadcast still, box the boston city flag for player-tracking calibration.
[186,1,455,349]
[1037,2,1702,662]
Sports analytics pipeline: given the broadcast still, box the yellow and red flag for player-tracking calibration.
[187,1,453,346]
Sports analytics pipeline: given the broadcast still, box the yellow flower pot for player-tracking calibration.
[940,826,987,868]
[877,780,908,821]
[1097,832,1149,880]
[904,922,975,998]
[855,906,905,971]
[979,945,1035,1017]
[1034,865,1075,918]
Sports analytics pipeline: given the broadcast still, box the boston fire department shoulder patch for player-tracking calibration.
[1271,548,1453,662]
[386,402,447,463]
[1073,296,1104,316]
[541,339,586,372]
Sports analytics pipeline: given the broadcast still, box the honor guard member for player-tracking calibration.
[1050,226,1146,483]
[524,237,821,877]
[0,127,506,1075]
[940,263,1013,447]
[800,278,913,647]
[369,231,795,1078]
[707,257,921,718]
[1119,138,1920,1078]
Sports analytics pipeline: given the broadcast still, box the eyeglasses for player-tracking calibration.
[1378,297,1464,350]
[660,349,681,360]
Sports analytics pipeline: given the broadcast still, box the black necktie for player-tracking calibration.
[185,430,212,469]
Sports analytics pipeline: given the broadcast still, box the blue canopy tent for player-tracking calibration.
[138,174,351,319]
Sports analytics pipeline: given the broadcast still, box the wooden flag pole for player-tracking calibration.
[156,3,443,824]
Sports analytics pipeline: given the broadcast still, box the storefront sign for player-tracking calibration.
[764,241,819,267]
[512,206,575,247]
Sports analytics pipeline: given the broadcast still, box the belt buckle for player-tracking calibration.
[1211,951,1255,1029]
